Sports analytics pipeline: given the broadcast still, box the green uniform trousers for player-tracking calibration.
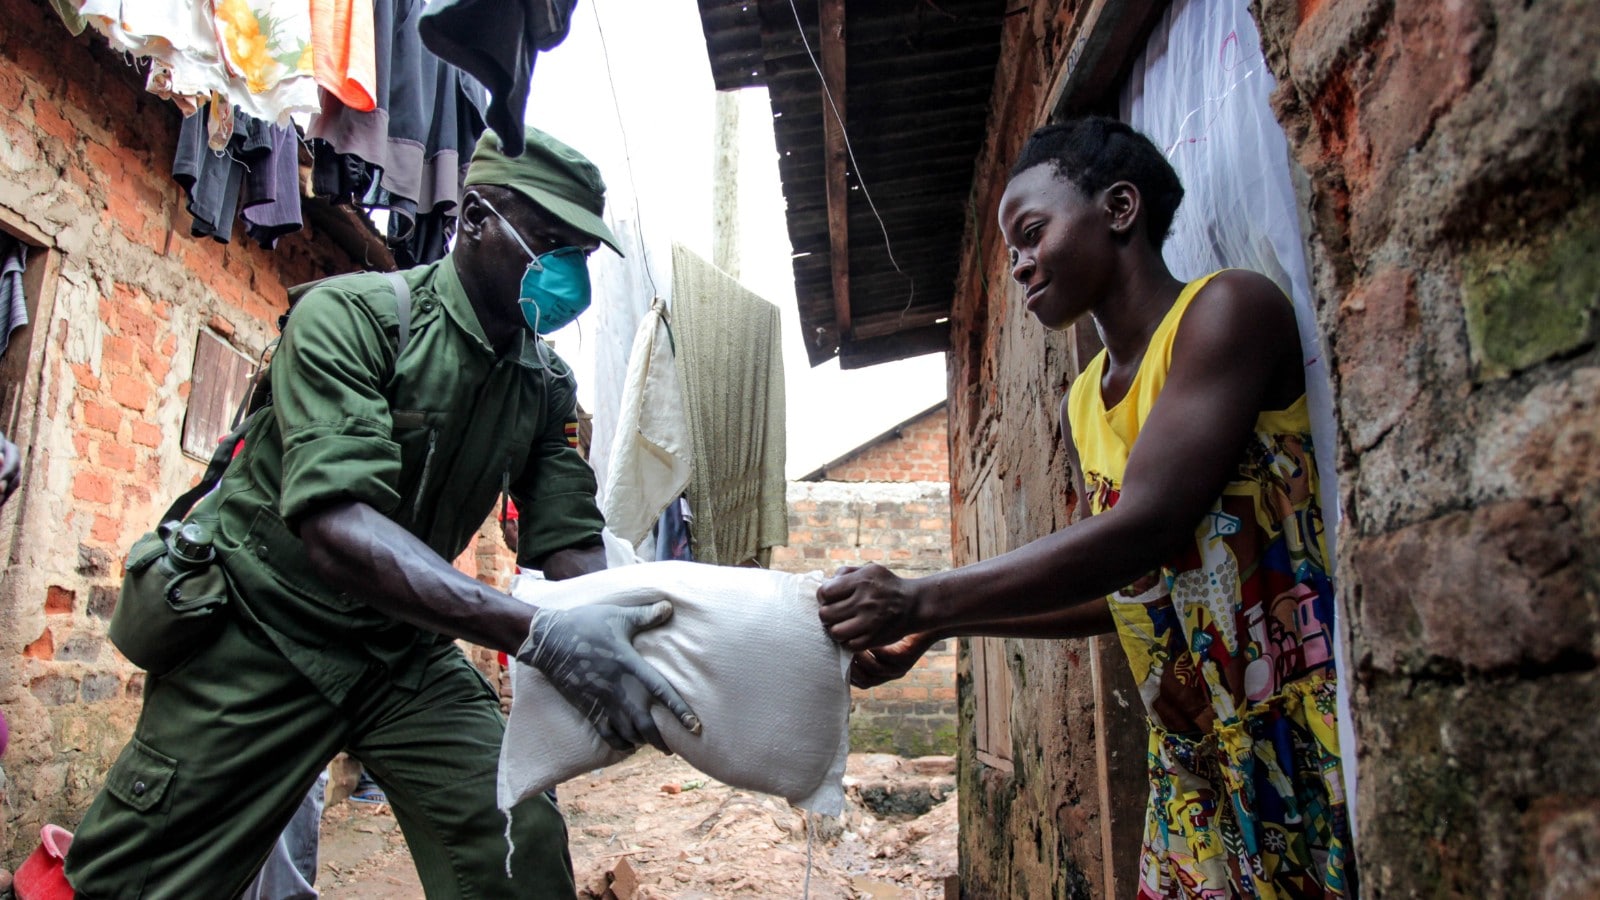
[64,610,576,899]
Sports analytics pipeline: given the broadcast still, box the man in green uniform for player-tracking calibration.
[65,127,698,898]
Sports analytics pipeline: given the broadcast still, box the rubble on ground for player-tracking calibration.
[318,751,958,899]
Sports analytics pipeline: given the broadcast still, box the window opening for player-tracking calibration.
[182,330,256,461]
[0,224,55,439]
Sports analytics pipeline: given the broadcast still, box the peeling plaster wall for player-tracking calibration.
[0,0,363,862]
[1255,0,1600,894]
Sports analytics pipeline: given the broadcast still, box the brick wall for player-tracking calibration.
[941,3,1146,895]
[943,0,1600,896]
[770,480,955,756]
[1255,1,1600,894]
[0,0,365,861]
[806,404,949,483]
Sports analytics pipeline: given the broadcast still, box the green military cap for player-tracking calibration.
[464,127,623,256]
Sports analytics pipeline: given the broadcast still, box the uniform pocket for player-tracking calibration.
[391,409,444,528]
[106,738,178,814]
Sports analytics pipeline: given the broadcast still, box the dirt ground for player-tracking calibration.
[317,751,957,899]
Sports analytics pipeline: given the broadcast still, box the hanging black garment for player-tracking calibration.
[418,0,578,157]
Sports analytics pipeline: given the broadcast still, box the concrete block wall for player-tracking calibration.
[1254,0,1600,894]
[0,0,363,862]
[770,481,956,756]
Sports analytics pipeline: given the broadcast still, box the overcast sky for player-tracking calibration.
[524,0,948,478]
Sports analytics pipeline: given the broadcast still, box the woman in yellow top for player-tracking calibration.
[818,117,1352,898]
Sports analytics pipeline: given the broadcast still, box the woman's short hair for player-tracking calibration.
[1010,116,1185,248]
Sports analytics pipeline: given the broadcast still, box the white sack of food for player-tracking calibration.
[498,561,851,816]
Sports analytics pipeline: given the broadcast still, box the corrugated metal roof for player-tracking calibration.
[697,0,1008,368]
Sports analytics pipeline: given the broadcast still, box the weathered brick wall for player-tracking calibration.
[0,0,363,861]
[942,2,1149,896]
[950,0,1600,895]
[1255,1,1600,894]
[770,481,956,756]
[807,405,949,483]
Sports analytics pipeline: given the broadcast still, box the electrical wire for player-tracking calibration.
[785,0,918,330]
[591,1,663,304]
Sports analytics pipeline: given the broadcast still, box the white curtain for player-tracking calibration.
[1120,0,1356,836]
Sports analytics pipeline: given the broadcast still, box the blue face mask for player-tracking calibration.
[481,200,592,335]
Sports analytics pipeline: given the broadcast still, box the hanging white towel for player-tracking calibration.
[600,297,693,548]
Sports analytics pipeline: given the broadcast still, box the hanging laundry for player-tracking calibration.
[309,141,374,208]
[213,0,315,108]
[76,0,217,120]
[387,209,452,268]
[418,0,579,158]
[669,244,789,567]
[173,104,303,248]
[240,121,306,248]
[0,234,28,362]
[70,0,318,128]
[174,110,238,240]
[74,1,218,70]
[48,0,86,36]
[310,0,377,113]
[602,296,692,548]
[308,0,486,266]
[654,498,694,563]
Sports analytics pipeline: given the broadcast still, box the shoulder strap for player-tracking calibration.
[160,414,252,524]
[165,272,416,524]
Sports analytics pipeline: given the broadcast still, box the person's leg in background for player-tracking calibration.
[237,769,328,900]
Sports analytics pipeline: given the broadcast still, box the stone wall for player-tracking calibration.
[1254,0,1600,894]
[0,0,367,862]
[770,481,956,756]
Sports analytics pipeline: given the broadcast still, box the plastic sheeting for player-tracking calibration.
[582,211,663,499]
[1119,0,1357,835]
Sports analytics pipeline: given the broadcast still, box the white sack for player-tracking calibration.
[499,562,852,817]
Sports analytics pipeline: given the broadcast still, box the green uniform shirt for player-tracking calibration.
[192,257,605,706]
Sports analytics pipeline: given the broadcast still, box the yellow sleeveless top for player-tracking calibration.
[1068,271,1311,499]
[1065,271,1350,898]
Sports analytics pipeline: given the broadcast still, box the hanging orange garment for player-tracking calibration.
[310,0,377,112]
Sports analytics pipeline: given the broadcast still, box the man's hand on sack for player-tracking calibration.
[519,601,702,753]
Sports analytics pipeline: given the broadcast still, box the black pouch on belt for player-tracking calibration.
[108,519,231,676]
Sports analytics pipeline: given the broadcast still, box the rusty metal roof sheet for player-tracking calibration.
[697,0,1008,368]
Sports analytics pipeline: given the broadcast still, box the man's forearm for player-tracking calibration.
[541,542,606,581]
[300,501,534,653]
